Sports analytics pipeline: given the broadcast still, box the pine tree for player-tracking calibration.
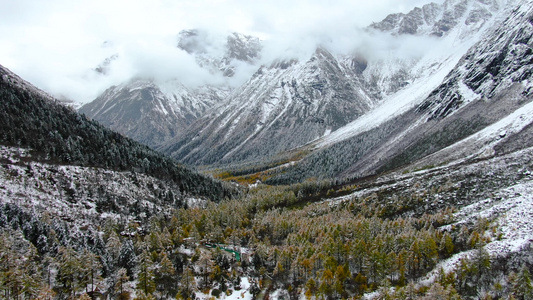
[118,240,137,277]
[439,232,454,258]
[512,265,533,300]
[79,249,102,294]
[421,282,461,300]
[318,269,334,298]
[136,250,156,296]
[305,278,316,300]
[198,253,214,289]
[56,247,82,299]
[155,252,176,297]
[178,266,196,300]
[114,268,131,300]
[105,231,122,262]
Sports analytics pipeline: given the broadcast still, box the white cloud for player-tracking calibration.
[0,0,441,103]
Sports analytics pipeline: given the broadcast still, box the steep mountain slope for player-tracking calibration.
[269,0,533,184]
[0,64,236,202]
[160,47,375,166]
[79,31,261,148]
[79,79,229,147]
[361,0,500,101]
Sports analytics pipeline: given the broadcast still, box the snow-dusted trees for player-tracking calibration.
[154,252,176,297]
[511,265,533,300]
[0,230,45,299]
[0,78,238,202]
[136,250,156,296]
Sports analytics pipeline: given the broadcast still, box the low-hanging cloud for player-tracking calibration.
[0,0,442,104]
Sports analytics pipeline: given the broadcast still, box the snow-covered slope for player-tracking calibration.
[0,146,188,229]
[319,0,504,148]
[266,0,533,183]
[79,79,229,147]
[159,47,375,166]
[161,0,512,168]
[81,0,533,180]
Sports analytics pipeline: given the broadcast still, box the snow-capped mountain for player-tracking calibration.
[177,29,262,77]
[268,0,533,183]
[361,0,501,100]
[369,0,499,37]
[80,0,533,185]
[79,79,229,147]
[161,0,510,167]
[79,30,261,147]
[159,47,375,166]
[318,0,504,148]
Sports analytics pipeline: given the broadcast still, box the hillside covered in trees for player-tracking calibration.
[2,148,533,299]
[0,65,237,202]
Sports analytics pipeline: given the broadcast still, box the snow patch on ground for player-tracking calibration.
[421,180,533,285]
[194,277,253,300]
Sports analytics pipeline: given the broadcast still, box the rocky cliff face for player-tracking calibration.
[370,0,499,37]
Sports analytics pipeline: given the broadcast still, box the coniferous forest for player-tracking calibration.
[1,8,533,296]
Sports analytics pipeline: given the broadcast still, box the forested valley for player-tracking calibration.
[2,151,533,299]
[1,6,533,296]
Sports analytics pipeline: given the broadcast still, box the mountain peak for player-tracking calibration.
[370,0,499,37]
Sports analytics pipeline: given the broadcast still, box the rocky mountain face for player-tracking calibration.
[79,79,229,147]
[369,0,499,37]
[80,0,532,183]
[177,29,262,77]
[362,0,500,100]
[160,47,375,166]
[162,0,509,168]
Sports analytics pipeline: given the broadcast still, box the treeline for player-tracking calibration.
[0,74,237,201]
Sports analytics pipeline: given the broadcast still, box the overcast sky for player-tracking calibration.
[0,0,437,103]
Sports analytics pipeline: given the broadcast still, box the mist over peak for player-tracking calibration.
[0,0,441,103]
